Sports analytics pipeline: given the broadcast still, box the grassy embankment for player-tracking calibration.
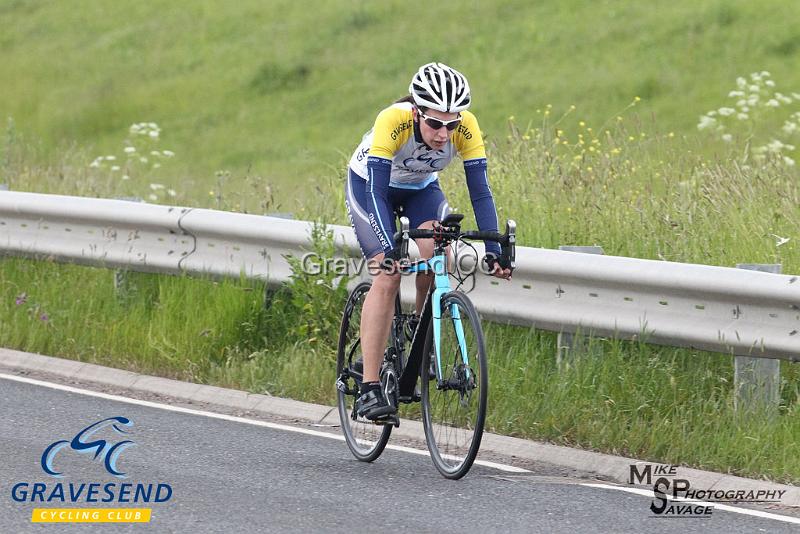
[1,0,799,482]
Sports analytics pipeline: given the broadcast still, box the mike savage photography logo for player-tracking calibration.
[11,416,173,524]
[629,463,786,518]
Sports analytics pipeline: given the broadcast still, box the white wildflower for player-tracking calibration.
[767,139,785,153]
[783,122,797,135]
[148,194,158,201]
[776,93,792,104]
[111,165,120,171]
[121,175,130,181]
[765,80,776,87]
[729,90,745,98]
[747,96,759,106]
[766,99,780,107]
[148,130,159,139]
[153,163,161,169]
[139,157,148,164]
[162,150,175,157]
[736,77,747,89]
[124,146,136,154]
[736,99,747,107]
[149,183,165,190]
[784,156,796,167]
[771,234,791,247]
[722,133,733,142]
[760,71,770,77]
[717,107,735,116]
[748,85,760,92]
[150,150,160,156]
[105,155,116,161]
[736,113,749,120]
[697,115,717,130]
[167,189,177,197]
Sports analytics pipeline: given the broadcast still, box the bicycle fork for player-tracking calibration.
[430,255,471,386]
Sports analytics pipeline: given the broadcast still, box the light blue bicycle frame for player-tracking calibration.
[403,254,470,383]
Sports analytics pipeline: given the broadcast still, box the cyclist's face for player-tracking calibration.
[415,108,459,150]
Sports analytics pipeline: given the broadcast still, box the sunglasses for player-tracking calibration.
[418,110,462,131]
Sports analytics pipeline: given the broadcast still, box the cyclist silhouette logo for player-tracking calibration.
[41,417,135,479]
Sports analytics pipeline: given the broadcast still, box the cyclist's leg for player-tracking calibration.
[344,169,400,417]
[359,257,400,384]
[400,179,451,314]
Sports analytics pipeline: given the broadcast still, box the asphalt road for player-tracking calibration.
[1,375,797,533]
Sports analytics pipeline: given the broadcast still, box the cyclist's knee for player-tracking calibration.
[415,219,437,259]
[416,238,434,259]
[367,256,401,293]
[372,272,401,297]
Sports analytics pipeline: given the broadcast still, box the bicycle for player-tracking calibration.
[335,213,516,479]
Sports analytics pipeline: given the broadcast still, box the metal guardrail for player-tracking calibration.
[1,191,799,363]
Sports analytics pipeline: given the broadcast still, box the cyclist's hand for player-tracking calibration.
[483,253,513,280]
[489,263,512,280]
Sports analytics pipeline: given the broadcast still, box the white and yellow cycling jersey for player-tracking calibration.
[348,102,486,188]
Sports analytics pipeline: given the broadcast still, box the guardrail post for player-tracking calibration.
[111,197,145,303]
[734,263,782,414]
[113,270,135,303]
[557,246,605,367]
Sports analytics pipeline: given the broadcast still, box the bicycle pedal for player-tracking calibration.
[335,378,347,393]
[372,414,399,427]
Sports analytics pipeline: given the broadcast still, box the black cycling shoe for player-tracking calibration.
[356,388,396,420]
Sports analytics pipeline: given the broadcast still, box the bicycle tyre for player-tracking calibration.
[420,290,488,479]
[336,281,392,462]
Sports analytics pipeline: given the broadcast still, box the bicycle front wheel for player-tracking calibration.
[421,290,488,479]
[336,281,392,462]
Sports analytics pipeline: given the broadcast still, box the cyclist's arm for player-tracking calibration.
[365,156,394,255]
[456,112,501,256]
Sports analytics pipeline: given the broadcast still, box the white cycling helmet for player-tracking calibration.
[409,62,471,113]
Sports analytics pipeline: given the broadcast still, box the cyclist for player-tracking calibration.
[344,62,512,420]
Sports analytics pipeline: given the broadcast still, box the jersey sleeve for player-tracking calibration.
[368,106,414,159]
[464,159,501,256]
[453,111,486,162]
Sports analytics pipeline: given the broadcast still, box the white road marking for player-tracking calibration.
[581,483,800,525]
[4,372,797,525]
[0,373,527,473]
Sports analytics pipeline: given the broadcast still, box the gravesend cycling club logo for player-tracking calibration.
[41,416,135,478]
[629,463,787,517]
[10,416,173,524]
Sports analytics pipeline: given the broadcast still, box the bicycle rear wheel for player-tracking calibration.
[336,281,392,462]
[421,290,488,479]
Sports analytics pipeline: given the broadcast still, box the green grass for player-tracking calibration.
[1,0,799,483]
[2,256,798,483]
[2,0,800,208]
